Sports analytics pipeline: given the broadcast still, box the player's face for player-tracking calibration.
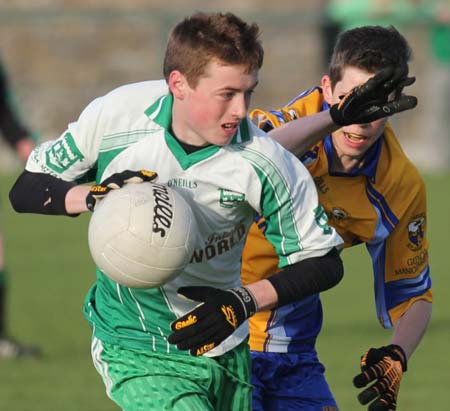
[169,61,259,147]
[322,66,388,161]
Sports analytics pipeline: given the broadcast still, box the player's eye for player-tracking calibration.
[222,92,235,99]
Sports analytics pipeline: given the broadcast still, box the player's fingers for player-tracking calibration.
[172,326,216,350]
[353,372,370,388]
[139,170,158,181]
[397,76,415,89]
[384,95,418,115]
[358,67,396,95]
[357,379,386,405]
[381,66,409,94]
[367,392,397,411]
[353,363,385,388]
[170,319,224,349]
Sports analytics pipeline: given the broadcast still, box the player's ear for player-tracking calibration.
[321,75,333,104]
[168,70,188,100]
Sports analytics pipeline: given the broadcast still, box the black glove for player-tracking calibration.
[86,169,157,211]
[330,66,417,126]
[168,286,257,356]
[353,344,407,411]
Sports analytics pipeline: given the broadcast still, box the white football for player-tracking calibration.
[88,182,196,288]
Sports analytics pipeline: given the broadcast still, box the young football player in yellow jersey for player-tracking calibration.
[242,25,430,411]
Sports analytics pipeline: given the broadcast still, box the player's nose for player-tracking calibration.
[231,94,248,119]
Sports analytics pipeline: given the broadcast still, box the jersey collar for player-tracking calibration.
[144,92,251,169]
[323,134,382,182]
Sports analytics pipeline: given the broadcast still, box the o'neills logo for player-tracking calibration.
[152,183,174,237]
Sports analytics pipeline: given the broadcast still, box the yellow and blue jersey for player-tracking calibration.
[242,87,432,352]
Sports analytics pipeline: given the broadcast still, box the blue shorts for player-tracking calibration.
[251,350,338,411]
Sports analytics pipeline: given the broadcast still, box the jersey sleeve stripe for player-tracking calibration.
[366,183,399,232]
[240,147,302,266]
[384,265,432,308]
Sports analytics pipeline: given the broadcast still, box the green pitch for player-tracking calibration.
[1,172,448,410]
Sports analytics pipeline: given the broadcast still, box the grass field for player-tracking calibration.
[0,172,448,410]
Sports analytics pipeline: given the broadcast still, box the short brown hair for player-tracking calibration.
[163,12,264,87]
[329,25,412,88]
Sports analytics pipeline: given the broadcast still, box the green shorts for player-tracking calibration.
[91,337,253,411]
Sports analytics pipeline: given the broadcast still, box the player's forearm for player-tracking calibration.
[9,170,81,216]
[246,247,344,311]
[390,299,432,360]
[246,279,278,311]
[268,110,339,157]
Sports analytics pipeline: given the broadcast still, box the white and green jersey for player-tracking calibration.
[26,80,343,357]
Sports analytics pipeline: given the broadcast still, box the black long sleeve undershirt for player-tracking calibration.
[9,170,76,215]
[267,247,343,307]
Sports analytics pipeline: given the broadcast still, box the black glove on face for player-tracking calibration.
[168,286,257,356]
[353,344,407,411]
[330,66,418,126]
[85,169,157,211]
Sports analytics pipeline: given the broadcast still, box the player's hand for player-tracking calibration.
[353,344,407,411]
[330,66,418,126]
[86,169,157,211]
[168,286,257,356]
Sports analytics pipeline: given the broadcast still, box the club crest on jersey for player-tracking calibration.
[407,215,425,251]
[331,207,349,221]
[45,132,85,173]
[218,188,245,208]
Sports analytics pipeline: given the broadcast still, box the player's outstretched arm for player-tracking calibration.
[269,110,338,157]
[269,66,417,157]
[169,247,343,356]
[9,169,157,216]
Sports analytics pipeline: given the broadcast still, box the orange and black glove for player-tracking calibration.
[353,344,407,411]
[330,66,417,126]
[86,169,157,211]
[168,286,257,356]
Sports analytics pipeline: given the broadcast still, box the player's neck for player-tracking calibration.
[330,150,362,173]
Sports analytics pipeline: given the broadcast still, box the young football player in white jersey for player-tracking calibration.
[243,26,430,411]
[8,12,350,411]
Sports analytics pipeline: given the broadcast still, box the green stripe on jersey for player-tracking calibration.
[240,147,302,266]
[84,270,179,353]
[99,129,159,152]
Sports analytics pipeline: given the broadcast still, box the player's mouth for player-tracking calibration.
[344,132,370,145]
[222,122,239,135]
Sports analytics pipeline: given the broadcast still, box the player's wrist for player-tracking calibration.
[85,184,109,212]
[329,103,347,126]
[228,286,258,319]
[382,344,408,372]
